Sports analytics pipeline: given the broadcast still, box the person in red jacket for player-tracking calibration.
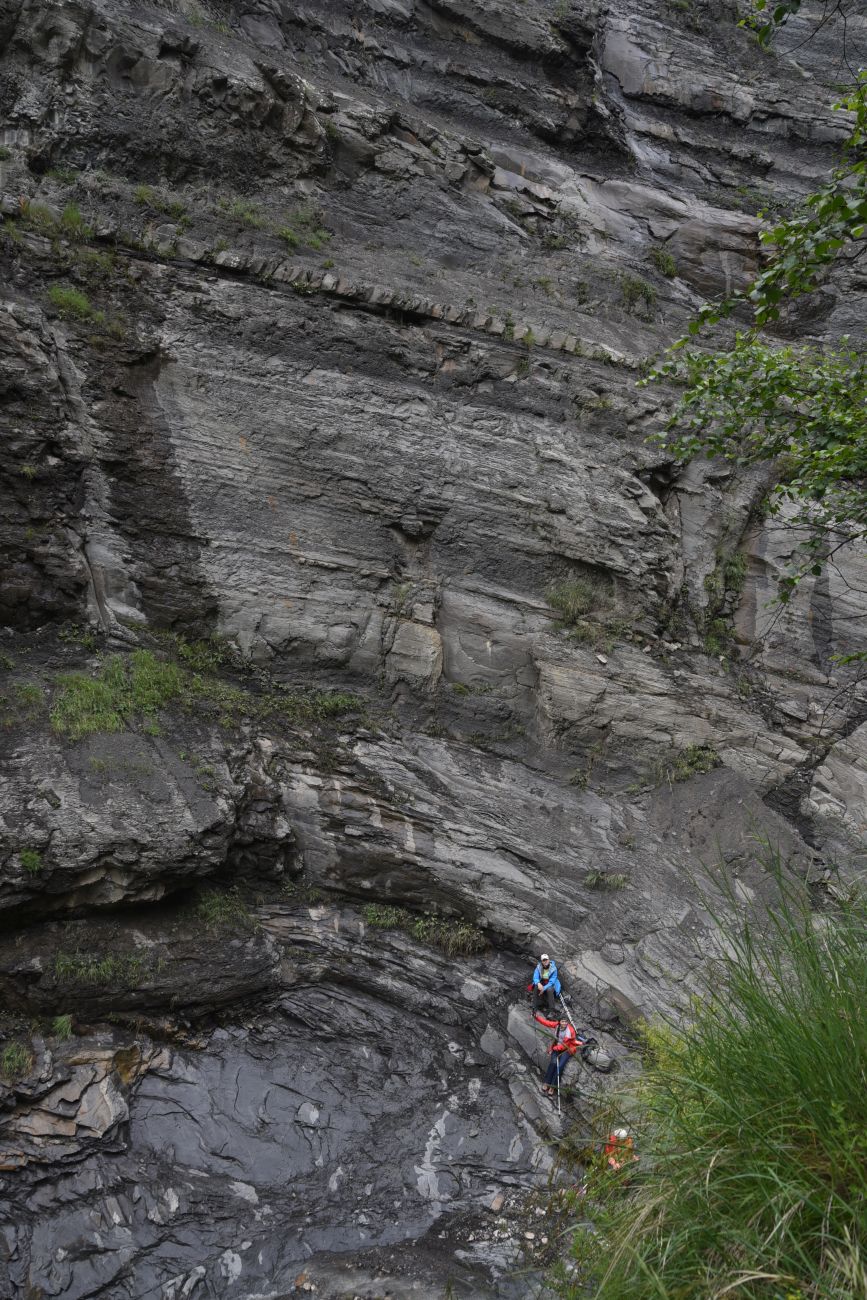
[534,1012,582,1096]
[604,1128,638,1171]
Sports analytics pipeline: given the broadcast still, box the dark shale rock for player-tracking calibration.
[0,0,865,1294]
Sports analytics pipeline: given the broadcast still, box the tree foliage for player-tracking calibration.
[645,74,867,597]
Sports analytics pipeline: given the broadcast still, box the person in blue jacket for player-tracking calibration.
[528,953,561,1015]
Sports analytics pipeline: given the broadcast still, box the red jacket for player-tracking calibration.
[534,1014,580,1055]
[605,1134,638,1169]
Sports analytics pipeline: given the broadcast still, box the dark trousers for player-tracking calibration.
[544,1052,570,1087]
[533,985,556,1015]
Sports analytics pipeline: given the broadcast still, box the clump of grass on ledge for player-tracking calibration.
[54,950,147,986]
[363,903,487,956]
[51,1014,73,1041]
[134,184,187,219]
[47,282,104,322]
[563,863,867,1300]
[49,648,362,740]
[547,573,613,627]
[0,1041,33,1080]
[278,205,331,252]
[196,887,251,930]
[649,245,677,277]
[583,869,628,891]
[664,743,721,784]
[50,650,185,739]
[216,196,266,228]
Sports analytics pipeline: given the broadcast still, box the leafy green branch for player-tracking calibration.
[643,74,867,601]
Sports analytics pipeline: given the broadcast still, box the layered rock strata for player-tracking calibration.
[1,0,865,1294]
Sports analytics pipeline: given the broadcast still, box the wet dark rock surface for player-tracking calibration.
[0,915,607,1298]
[1,0,866,1294]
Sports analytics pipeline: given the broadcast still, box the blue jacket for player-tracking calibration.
[532,960,561,995]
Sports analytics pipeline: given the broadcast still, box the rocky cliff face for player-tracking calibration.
[1,0,865,1296]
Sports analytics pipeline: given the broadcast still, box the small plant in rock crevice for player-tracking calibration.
[196,887,252,929]
[547,574,614,626]
[134,184,187,220]
[59,622,99,651]
[216,197,265,228]
[620,273,656,316]
[59,202,92,240]
[584,869,629,890]
[278,205,331,252]
[701,550,748,656]
[20,848,43,875]
[663,743,721,784]
[15,683,43,712]
[649,246,677,277]
[51,1014,73,1041]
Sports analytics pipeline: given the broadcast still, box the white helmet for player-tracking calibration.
[613,1127,629,1140]
[540,953,550,963]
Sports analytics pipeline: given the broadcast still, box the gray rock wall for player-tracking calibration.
[1,0,865,1294]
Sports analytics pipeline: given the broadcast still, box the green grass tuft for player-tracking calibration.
[547,574,613,626]
[218,197,266,228]
[278,205,331,252]
[45,645,362,742]
[196,887,251,929]
[20,199,56,232]
[362,903,487,956]
[663,743,721,783]
[60,202,91,240]
[584,869,629,890]
[649,246,677,277]
[20,847,43,875]
[47,283,103,322]
[565,864,867,1300]
[15,682,43,710]
[135,185,187,219]
[51,1014,73,1041]
[620,273,657,314]
[50,649,184,739]
[54,950,146,985]
[0,1042,32,1079]
[157,631,231,675]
